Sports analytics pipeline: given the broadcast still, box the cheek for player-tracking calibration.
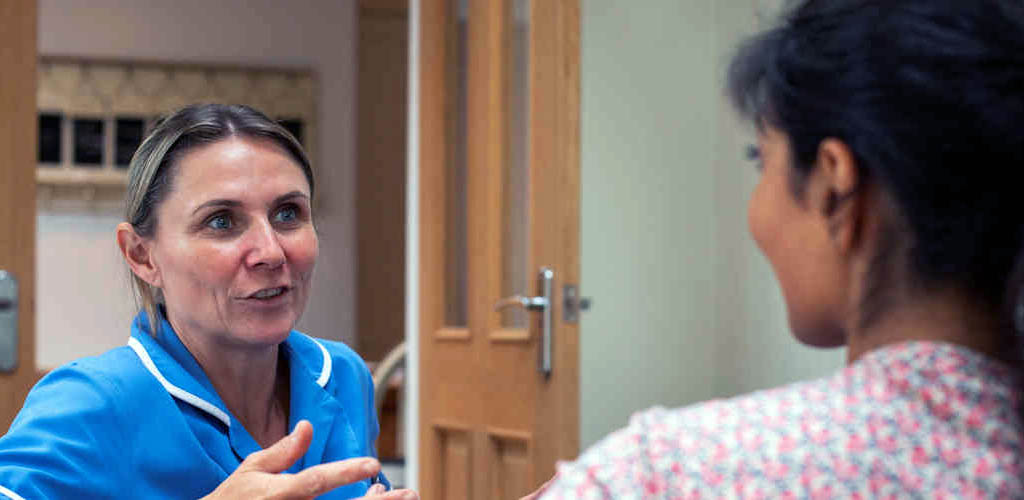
[746,131,846,345]
[748,180,796,299]
[748,176,833,343]
[155,240,241,293]
[286,229,319,277]
[747,177,773,257]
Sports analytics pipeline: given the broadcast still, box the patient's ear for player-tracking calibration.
[808,138,862,254]
[116,222,162,288]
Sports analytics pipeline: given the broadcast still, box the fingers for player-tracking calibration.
[363,489,420,500]
[239,420,314,473]
[281,457,381,497]
[367,484,387,495]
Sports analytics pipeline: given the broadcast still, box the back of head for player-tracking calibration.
[728,0,1024,345]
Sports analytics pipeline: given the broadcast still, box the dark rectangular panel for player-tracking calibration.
[37,113,61,165]
[115,117,145,168]
[73,118,104,166]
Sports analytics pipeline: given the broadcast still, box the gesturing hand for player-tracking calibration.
[201,420,419,500]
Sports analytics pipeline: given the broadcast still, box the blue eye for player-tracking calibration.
[275,206,299,224]
[206,214,232,230]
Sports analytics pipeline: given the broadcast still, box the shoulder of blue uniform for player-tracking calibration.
[10,345,158,439]
[315,337,372,374]
[319,337,375,395]
[287,332,373,392]
[309,338,392,489]
[0,346,150,498]
[31,345,154,406]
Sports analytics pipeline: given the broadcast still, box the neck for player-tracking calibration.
[165,313,289,448]
[845,288,1007,364]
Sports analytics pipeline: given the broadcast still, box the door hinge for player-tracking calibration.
[562,284,591,324]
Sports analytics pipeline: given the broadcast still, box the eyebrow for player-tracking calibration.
[191,191,310,216]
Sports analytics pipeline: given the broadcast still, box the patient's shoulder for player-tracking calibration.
[542,374,850,498]
[546,344,1024,498]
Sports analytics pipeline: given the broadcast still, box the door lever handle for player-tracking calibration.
[0,270,18,373]
[493,267,555,377]
[493,295,547,311]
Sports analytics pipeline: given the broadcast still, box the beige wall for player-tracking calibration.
[36,0,358,369]
[579,0,844,447]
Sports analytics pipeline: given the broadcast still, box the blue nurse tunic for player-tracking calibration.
[0,312,388,499]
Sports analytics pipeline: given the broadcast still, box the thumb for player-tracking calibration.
[239,420,313,473]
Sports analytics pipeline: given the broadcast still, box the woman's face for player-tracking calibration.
[148,137,318,348]
[748,126,846,347]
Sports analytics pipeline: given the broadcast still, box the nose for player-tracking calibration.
[245,219,286,270]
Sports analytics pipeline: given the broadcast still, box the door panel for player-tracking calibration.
[418,0,580,498]
[487,431,530,498]
[436,425,472,500]
[0,0,39,430]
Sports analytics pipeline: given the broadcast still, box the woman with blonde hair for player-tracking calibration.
[0,104,418,500]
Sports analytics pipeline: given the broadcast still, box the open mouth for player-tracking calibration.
[248,287,289,300]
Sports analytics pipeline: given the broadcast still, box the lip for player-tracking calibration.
[240,286,293,305]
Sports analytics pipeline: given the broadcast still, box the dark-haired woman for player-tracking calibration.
[535,0,1023,497]
[0,105,418,500]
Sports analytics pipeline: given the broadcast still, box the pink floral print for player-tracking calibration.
[539,342,1022,499]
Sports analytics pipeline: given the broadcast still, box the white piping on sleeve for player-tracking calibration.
[127,337,231,428]
[0,485,27,500]
[312,339,332,388]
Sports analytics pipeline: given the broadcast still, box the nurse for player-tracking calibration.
[0,104,418,500]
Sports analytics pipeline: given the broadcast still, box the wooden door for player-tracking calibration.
[418,0,580,498]
[357,0,409,364]
[0,0,39,431]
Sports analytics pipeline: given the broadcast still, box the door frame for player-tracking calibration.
[0,0,39,432]
[403,0,422,489]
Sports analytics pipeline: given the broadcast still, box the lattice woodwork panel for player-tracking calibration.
[36,57,317,206]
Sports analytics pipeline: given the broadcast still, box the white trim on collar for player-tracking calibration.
[127,337,231,428]
[0,484,27,500]
[312,338,332,388]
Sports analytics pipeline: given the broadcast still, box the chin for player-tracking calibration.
[793,331,847,348]
[233,316,296,346]
[788,313,847,348]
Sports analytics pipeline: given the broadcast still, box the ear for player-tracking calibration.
[807,138,862,253]
[116,222,163,288]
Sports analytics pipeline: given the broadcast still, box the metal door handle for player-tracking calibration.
[494,267,555,376]
[494,295,547,311]
[0,271,18,373]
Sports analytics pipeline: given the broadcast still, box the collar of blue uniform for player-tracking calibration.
[126,309,334,429]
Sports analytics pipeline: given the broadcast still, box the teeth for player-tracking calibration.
[253,288,284,299]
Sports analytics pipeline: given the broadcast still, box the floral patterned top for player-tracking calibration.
[539,342,1022,499]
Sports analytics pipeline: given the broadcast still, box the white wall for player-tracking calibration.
[708,0,845,398]
[37,0,358,369]
[579,0,844,447]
